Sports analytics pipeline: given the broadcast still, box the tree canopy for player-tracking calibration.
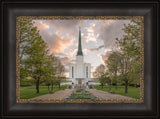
[94,19,142,93]
[19,19,65,93]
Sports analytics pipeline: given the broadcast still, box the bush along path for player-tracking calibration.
[65,89,96,99]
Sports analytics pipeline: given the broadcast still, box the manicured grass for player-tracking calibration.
[20,85,69,99]
[90,85,140,99]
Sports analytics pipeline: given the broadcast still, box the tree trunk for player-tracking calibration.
[115,72,117,90]
[51,83,53,91]
[125,80,128,93]
[48,85,50,90]
[36,79,40,94]
[101,84,103,89]
[59,83,60,89]
[115,81,117,90]
[109,83,111,92]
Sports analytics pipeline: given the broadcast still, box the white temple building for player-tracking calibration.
[68,27,91,87]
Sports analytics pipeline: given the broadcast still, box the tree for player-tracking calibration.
[93,64,106,89]
[106,51,121,90]
[93,64,106,78]
[99,72,111,89]
[20,19,49,93]
[55,59,66,89]
[45,79,51,91]
[46,54,57,91]
[105,72,112,92]
[99,75,107,89]
[19,19,69,94]
[116,19,141,93]
[19,19,35,81]
[43,55,56,91]
[30,37,48,94]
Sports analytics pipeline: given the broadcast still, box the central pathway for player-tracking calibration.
[30,88,136,101]
[31,89,74,100]
[86,88,136,100]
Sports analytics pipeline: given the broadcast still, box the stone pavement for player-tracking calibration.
[86,88,136,100]
[30,88,136,101]
[31,89,74,100]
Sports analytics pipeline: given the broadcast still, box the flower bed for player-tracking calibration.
[66,89,96,99]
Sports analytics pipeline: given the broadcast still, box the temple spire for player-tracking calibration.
[77,27,83,56]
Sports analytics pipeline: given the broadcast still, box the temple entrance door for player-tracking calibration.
[78,79,82,84]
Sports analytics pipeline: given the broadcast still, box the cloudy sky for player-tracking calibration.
[34,19,131,78]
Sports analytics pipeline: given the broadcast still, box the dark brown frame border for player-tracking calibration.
[1,0,159,118]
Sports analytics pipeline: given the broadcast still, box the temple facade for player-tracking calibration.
[69,27,91,86]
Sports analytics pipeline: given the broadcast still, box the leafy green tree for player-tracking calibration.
[55,60,66,89]
[93,64,106,89]
[106,73,112,92]
[30,37,49,93]
[20,19,49,93]
[19,19,72,94]
[93,64,106,78]
[99,75,107,89]
[19,19,36,81]
[47,55,57,92]
[116,20,141,93]
[45,79,51,91]
[99,72,111,89]
[43,55,56,91]
[106,51,121,90]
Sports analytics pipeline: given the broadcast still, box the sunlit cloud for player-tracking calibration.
[66,49,77,57]
[89,45,104,51]
[83,24,98,43]
[33,19,131,74]
[98,53,106,65]
[34,20,50,30]
[83,49,90,55]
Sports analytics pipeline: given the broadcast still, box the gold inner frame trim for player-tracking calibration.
[16,16,144,104]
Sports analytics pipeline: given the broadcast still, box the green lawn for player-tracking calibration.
[20,85,69,99]
[20,85,140,99]
[90,85,140,99]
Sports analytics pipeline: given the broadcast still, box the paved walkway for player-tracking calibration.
[30,88,135,101]
[31,89,74,100]
[86,88,136,100]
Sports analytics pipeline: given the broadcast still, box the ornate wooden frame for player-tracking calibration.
[1,0,159,118]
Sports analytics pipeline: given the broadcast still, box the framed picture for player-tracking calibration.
[16,16,144,104]
[1,0,159,118]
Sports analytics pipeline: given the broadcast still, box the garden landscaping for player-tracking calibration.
[65,89,96,99]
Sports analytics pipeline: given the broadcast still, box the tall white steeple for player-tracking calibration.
[76,27,84,78]
[69,27,91,86]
